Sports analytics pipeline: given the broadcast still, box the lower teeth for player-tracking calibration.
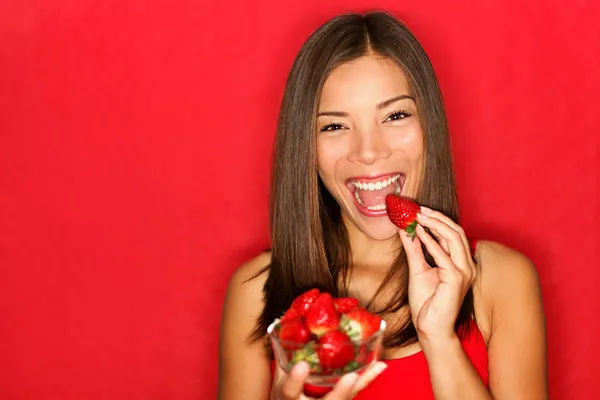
[367,204,386,211]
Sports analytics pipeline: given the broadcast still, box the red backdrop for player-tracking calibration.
[1,0,599,399]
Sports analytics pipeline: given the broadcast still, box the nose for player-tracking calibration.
[347,125,392,165]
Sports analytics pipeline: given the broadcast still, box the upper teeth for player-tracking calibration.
[352,174,400,191]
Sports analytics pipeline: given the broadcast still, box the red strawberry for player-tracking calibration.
[317,330,355,369]
[290,288,320,316]
[340,308,382,342]
[385,194,421,238]
[280,307,300,323]
[305,293,340,337]
[334,297,359,313]
[279,318,311,346]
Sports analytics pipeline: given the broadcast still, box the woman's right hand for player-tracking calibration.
[270,361,387,400]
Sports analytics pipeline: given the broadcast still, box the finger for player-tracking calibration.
[417,213,470,271]
[323,373,358,399]
[280,362,309,399]
[420,207,471,256]
[425,227,451,254]
[415,225,457,277]
[351,362,388,395]
[399,229,429,276]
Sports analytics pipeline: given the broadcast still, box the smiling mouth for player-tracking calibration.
[346,173,405,213]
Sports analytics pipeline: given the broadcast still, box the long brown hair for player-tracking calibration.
[250,11,475,349]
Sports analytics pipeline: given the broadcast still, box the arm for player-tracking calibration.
[422,241,547,400]
[421,335,491,399]
[482,242,547,399]
[217,253,272,400]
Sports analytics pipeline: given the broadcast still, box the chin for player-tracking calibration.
[344,210,400,241]
[359,223,399,241]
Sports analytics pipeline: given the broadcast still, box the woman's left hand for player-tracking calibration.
[398,206,476,343]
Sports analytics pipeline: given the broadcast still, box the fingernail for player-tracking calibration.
[374,362,388,374]
[417,212,429,220]
[344,372,359,386]
[420,206,433,215]
[294,361,309,374]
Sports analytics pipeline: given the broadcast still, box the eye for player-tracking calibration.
[385,110,412,122]
[320,123,346,132]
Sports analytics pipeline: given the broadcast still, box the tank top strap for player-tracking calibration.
[469,238,478,258]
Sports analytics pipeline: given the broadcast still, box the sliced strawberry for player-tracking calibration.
[305,293,340,337]
[334,297,359,313]
[317,330,355,370]
[280,307,301,323]
[340,308,382,342]
[279,318,311,347]
[290,288,320,316]
[385,194,421,238]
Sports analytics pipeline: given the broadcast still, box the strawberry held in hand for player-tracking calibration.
[385,194,421,238]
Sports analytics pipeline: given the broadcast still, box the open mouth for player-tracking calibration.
[345,173,405,217]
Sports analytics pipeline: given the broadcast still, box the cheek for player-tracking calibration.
[389,124,425,164]
[316,137,344,182]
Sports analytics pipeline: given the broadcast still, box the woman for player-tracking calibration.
[218,11,547,400]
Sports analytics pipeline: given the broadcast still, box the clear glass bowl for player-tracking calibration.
[267,318,386,388]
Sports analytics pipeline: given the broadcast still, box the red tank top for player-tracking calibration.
[351,324,488,399]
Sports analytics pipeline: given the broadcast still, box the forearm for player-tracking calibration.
[421,335,491,400]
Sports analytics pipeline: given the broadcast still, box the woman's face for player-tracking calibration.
[316,55,425,241]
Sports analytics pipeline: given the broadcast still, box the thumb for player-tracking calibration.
[273,361,309,400]
[399,229,428,276]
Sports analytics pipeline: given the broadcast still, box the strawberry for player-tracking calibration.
[340,308,382,342]
[290,288,320,316]
[280,307,301,323]
[305,293,340,337]
[317,330,355,369]
[334,297,359,313]
[385,194,421,238]
[279,318,311,346]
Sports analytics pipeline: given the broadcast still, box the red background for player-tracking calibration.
[1,0,599,399]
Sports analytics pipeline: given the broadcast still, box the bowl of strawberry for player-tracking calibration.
[267,289,386,390]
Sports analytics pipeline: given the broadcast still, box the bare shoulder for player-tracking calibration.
[218,252,272,400]
[476,240,542,300]
[228,251,272,295]
[221,251,272,340]
[474,241,547,398]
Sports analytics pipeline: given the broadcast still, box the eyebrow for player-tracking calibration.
[317,94,415,117]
